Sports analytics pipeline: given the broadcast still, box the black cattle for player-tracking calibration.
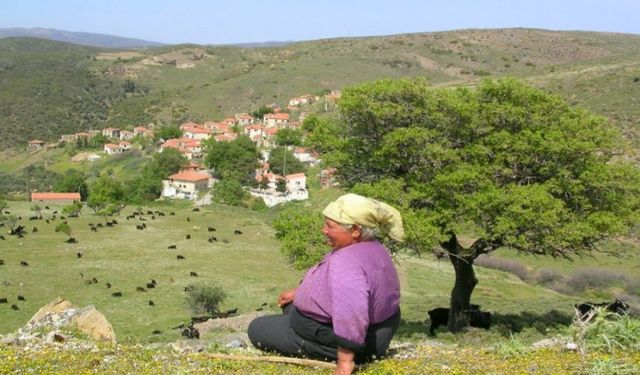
[0,236,4,241]
[29,216,38,221]
[226,308,238,315]
[186,217,191,222]
[168,245,177,249]
[68,213,79,218]
[427,304,491,335]
[77,252,83,258]
[192,208,200,212]
[208,236,217,243]
[46,219,50,224]
[170,212,175,216]
[0,298,7,303]
[106,222,113,227]
[575,299,630,320]
[147,210,154,215]
[10,225,26,236]
[111,292,123,297]
[96,223,103,228]
[111,220,118,225]
[136,224,144,230]
[60,216,66,220]
[45,206,50,210]
[146,282,156,289]
[151,215,155,220]
[151,279,157,285]
[17,295,25,301]
[65,237,77,243]
[157,212,165,217]
[177,255,186,260]
[149,300,155,306]
[152,329,162,335]
[136,286,146,292]
[20,261,29,267]
[182,325,200,339]
[190,271,198,277]
[52,211,58,214]
[91,227,98,232]
[234,229,243,235]
[11,304,19,311]
[185,234,191,240]
[32,227,38,233]
[0,259,4,265]
[106,283,112,289]
[208,227,216,232]
[85,279,94,285]
[92,277,98,284]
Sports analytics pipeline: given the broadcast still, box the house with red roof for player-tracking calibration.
[27,139,44,150]
[263,113,289,127]
[104,141,131,155]
[161,171,212,200]
[235,113,255,126]
[31,192,81,205]
[102,127,120,139]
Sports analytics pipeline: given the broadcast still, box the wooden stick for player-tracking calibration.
[201,353,337,369]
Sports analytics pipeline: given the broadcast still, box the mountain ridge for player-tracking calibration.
[0,27,165,49]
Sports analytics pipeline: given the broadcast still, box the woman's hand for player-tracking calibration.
[335,347,355,375]
[277,288,296,307]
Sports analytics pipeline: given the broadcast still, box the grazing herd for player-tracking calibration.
[2,204,251,331]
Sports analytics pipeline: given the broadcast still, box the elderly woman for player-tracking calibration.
[248,193,404,375]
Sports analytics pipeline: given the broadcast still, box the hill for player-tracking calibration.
[1,28,639,151]
[0,27,164,48]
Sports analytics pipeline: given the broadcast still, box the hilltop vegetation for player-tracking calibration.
[1,29,640,151]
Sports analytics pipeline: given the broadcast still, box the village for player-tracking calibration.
[25,91,342,207]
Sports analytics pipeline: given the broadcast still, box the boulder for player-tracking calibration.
[29,297,74,324]
[70,305,116,343]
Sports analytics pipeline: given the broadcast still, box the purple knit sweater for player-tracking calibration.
[293,241,400,345]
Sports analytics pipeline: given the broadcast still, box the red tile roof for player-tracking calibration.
[28,140,44,144]
[32,192,81,201]
[167,172,210,182]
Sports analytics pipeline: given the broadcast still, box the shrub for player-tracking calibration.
[475,255,530,281]
[185,283,226,316]
[533,267,564,286]
[572,308,640,353]
[567,267,627,292]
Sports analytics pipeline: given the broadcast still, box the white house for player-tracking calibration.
[161,171,211,200]
[263,113,289,127]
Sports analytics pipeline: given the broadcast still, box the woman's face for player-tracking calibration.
[322,218,360,250]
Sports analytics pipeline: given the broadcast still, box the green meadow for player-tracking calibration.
[3,196,637,346]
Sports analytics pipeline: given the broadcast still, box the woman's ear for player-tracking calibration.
[351,225,362,240]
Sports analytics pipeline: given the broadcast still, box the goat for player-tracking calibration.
[208,236,217,243]
[152,329,162,335]
[190,271,199,277]
[17,295,25,301]
[146,282,156,289]
[136,224,144,230]
[168,245,177,249]
[106,283,112,289]
[111,292,123,297]
[32,227,38,233]
[575,299,630,321]
[136,286,146,292]
[0,298,7,303]
[427,304,491,335]
[77,252,83,258]
[149,300,155,306]
[234,229,243,235]
[11,304,19,311]
[20,261,29,267]
[177,255,185,260]
[185,234,191,240]
[208,227,216,232]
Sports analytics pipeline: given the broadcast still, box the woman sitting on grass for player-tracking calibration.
[248,193,404,375]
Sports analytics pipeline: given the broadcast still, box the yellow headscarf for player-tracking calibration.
[322,193,405,241]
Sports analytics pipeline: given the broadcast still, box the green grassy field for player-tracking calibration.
[3,197,635,346]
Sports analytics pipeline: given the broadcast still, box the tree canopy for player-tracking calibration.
[267,146,306,177]
[204,135,260,184]
[307,77,640,331]
[53,169,89,201]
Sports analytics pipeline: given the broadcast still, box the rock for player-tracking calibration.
[225,339,247,349]
[532,337,571,349]
[70,305,117,344]
[29,297,74,324]
[193,311,266,336]
[170,340,205,354]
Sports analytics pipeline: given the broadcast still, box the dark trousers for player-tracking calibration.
[248,304,400,363]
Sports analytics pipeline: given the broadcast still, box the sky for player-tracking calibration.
[1,0,639,45]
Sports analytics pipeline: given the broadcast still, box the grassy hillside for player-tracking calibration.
[1,197,637,345]
[2,29,640,151]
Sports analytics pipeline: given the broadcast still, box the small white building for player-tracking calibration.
[161,171,211,200]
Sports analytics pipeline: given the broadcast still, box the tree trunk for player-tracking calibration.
[443,235,479,333]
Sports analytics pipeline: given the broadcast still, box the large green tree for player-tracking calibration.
[268,146,306,176]
[317,78,640,332]
[53,169,89,201]
[204,135,260,184]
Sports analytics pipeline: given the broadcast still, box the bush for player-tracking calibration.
[185,283,226,316]
[572,308,640,353]
[475,255,530,281]
[533,267,564,286]
[567,268,627,292]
